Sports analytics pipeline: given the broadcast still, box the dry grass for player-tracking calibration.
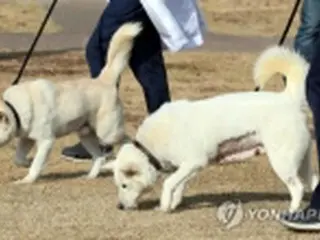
[199,0,301,37]
[0,0,61,33]
[0,51,318,239]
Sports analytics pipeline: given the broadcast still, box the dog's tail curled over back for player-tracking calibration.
[97,22,142,86]
[253,45,309,101]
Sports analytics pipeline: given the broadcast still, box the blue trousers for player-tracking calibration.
[306,39,320,208]
[294,0,320,62]
[85,0,170,113]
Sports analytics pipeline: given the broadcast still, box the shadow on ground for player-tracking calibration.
[138,191,312,212]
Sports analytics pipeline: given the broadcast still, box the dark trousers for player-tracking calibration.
[306,40,320,208]
[294,0,320,62]
[85,0,170,113]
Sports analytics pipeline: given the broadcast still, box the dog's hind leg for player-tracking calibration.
[15,138,34,168]
[285,176,304,213]
[95,107,127,157]
[299,141,319,191]
[263,138,305,212]
[14,139,54,184]
[269,154,303,212]
[266,150,304,212]
[78,132,105,179]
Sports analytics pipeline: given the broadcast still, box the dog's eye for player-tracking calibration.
[121,184,127,189]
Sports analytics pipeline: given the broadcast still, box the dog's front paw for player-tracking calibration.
[154,205,161,211]
[13,177,35,184]
[83,173,98,180]
[154,204,172,213]
[170,194,183,211]
[170,201,181,211]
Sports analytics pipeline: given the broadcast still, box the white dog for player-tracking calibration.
[104,45,319,213]
[0,22,142,183]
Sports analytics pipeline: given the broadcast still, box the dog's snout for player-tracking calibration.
[117,202,124,210]
[254,86,260,92]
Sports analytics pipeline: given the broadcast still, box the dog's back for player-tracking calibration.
[3,23,142,139]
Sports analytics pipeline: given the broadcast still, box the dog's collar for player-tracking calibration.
[4,100,21,130]
[132,140,163,171]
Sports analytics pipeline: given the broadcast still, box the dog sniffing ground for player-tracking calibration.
[0,50,318,239]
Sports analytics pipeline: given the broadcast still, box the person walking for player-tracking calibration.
[61,0,206,160]
[279,39,320,231]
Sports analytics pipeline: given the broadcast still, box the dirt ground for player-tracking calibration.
[0,0,316,238]
[200,0,301,37]
[0,0,60,33]
[0,0,300,37]
[0,50,319,240]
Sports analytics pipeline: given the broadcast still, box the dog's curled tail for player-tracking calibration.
[253,45,309,99]
[97,22,142,85]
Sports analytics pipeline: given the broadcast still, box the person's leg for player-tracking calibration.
[62,0,169,159]
[85,0,146,78]
[310,183,320,208]
[129,16,170,113]
[85,17,106,79]
[294,0,320,62]
[279,39,320,230]
[307,39,320,172]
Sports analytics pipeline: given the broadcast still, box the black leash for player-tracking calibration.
[278,0,301,86]
[12,0,59,85]
[255,0,302,91]
[278,0,302,46]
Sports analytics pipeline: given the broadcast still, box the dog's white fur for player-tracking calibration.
[0,22,142,183]
[105,45,319,213]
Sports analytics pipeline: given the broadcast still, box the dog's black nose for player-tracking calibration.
[117,203,124,210]
[254,86,260,92]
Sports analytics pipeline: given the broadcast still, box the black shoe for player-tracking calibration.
[279,206,320,231]
[62,142,113,162]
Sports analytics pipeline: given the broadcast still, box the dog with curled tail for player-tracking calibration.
[105,46,318,213]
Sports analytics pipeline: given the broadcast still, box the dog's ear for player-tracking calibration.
[123,168,138,178]
[122,165,139,178]
[0,111,9,125]
[102,160,115,172]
